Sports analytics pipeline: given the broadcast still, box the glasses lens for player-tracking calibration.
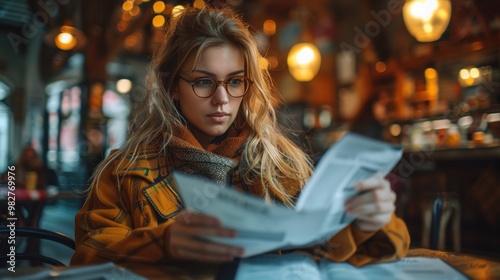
[226,77,248,97]
[192,78,216,98]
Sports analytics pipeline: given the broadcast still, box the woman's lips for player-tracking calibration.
[208,112,229,122]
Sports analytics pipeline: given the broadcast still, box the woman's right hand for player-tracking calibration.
[165,211,244,263]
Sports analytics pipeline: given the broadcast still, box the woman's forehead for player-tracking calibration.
[183,44,244,73]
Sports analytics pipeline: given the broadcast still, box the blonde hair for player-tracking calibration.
[89,5,313,206]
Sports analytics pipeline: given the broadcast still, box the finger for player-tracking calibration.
[346,201,395,217]
[356,212,393,226]
[355,175,390,192]
[355,212,391,222]
[345,190,395,216]
[169,233,244,262]
[345,188,395,210]
[176,211,220,226]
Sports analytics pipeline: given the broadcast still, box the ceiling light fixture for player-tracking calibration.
[45,25,86,51]
[287,42,321,82]
[402,0,452,42]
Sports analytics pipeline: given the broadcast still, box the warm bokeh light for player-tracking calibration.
[55,32,77,50]
[116,79,132,94]
[459,69,470,80]
[117,20,128,32]
[424,67,438,98]
[124,34,138,48]
[193,0,205,9]
[122,0,134,12]
[408,0,437,21]
[470,67,480,79]
[129,5,140,16]
[425,68,437,79]
[153,1,166,13]
[390,124,402,137]
[122,12,132,21]
[402,0,451,42]
[287,43,321,81]
[263,20,276,36]
[458,66,485,87]
[152,15,165,28]
[375,62,387,73]
[56,32,74,44]
[267,56,278,69]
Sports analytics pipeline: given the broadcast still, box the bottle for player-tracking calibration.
[447,124,461,147]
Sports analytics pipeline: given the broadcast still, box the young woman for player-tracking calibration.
[71,5,409,266]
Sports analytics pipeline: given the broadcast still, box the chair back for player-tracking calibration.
[0,226,75,266]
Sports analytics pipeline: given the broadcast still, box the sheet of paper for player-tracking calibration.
[296,133,403,212]
[4,262,147,280]
[235,253,321,280]
[172,171,328,257]
[319,257,468,280]
[235,254,468,280]
[297,133,402,241]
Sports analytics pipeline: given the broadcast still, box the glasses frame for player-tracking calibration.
[178,75,253,98]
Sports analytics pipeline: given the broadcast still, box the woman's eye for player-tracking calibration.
[228,78,244,86]
[194,78,214,87]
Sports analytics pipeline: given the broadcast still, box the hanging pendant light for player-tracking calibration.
[287,42,321,82]
[402,0,452,42]
[45,25,86,51]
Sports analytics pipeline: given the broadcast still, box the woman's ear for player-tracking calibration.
[172,89,179,100]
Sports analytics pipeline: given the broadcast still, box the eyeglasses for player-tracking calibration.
[179,76,253,98]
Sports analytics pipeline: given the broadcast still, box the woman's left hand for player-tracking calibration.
[344,175,396,232]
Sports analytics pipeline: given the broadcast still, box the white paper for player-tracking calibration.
[172,132,403,257]
[235,254,468,280]
[296,133,403,211]
[319,257,468,280]
[172,171,329,257]
[2,262,147,280]
[236,253,321,280]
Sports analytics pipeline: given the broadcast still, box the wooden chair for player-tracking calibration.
[0,226,75,266]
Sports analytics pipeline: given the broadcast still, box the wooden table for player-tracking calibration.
[407,248,500,280]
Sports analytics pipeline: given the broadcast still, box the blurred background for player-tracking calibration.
[0,0,499,263]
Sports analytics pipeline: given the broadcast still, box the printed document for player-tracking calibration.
[172,133,403,257]
[235,254,468,280]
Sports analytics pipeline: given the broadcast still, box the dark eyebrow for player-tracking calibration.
[192,70,245,77]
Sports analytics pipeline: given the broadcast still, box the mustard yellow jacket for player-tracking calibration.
[71,148,410,266]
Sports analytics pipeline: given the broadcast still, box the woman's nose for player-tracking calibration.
[212,84,229,105]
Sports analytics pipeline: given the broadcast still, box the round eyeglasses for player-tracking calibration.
[179,76,253,98]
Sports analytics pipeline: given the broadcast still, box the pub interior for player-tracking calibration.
[1,0,500,276]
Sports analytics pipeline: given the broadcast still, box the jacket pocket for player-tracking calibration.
[142,177,184,221]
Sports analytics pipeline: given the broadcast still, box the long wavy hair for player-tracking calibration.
[90,5,313,206]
